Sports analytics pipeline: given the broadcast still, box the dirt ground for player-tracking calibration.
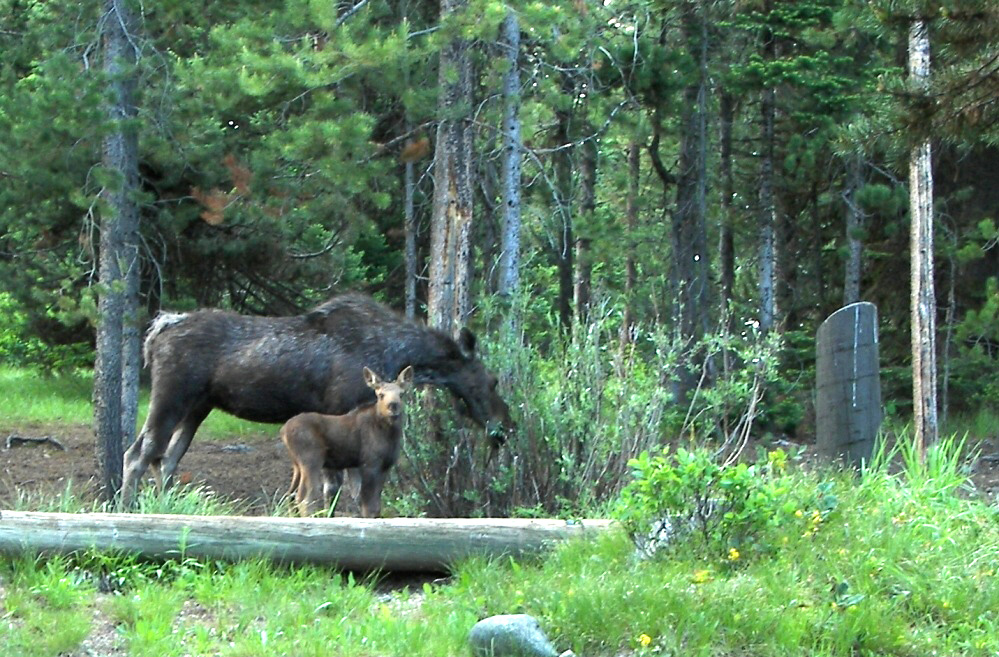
[1,423,998,513]
[0,423,296,514]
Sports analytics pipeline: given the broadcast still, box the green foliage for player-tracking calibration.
[614,446,824,560]
[5,446,999,657]
[391,296,785,517]
[0,293,91,371]
[0,555,95,657]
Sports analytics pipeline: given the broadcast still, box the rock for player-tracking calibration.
[468,614,571,657]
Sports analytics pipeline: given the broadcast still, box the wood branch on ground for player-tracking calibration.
[0,512,614,572]
[4,434,66,450]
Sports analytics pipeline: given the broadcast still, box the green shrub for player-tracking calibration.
[0,292,92,371]
[614,446,831,561]
[391,295,786,518]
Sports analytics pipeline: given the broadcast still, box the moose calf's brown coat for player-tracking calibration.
[282,366,414,518]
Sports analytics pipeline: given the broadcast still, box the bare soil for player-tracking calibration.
[1,423,998,513]
[0,422,293,514]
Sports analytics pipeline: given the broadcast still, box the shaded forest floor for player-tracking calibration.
[0,423,291,514]
[2,422,998,513]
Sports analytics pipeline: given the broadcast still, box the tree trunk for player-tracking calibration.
[620,140,640,348]
[428,0,474,335]
[672,0,712,400]
[552,79,575,331]
[497,9,522,304]
[758,85,777,333]
[908,18,938,452]
[843,153,865,305]
[574,134,596,324]
[0,511,613,572]
[718,91,735,323]
[404,158,417,320]
[95,0,140,502]
[121,291,141,445]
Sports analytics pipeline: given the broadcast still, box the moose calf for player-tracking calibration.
[281,366,414,518]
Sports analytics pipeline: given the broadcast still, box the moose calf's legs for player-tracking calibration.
[359,466,388,518]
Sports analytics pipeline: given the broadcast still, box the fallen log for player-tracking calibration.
[0,511,614,571]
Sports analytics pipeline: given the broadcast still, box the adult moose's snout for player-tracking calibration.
[486,419,512,448]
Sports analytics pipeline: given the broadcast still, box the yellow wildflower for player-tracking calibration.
[639,633,652,647]
[728,548,740,561]
[692,569,713,584]
[795,509,804,518]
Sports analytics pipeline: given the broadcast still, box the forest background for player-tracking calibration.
[2,0,999,515]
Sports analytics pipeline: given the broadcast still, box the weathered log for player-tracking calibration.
[0,512,613,571]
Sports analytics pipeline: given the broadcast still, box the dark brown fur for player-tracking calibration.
[121,293,513,506]
[283,366,413,517]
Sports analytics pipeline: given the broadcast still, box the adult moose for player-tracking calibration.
[121,293,514,506]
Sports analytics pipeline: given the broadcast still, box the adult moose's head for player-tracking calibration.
[444,327,514,446]
[303,298,515,444]
[120,293,515,507]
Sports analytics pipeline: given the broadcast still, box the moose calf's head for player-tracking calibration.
[365,365,414,422]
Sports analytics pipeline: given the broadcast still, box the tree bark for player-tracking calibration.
[718,91,735,323]
[574,134,596,324]
[672,0,712,399]
[428,0,474,335]
[908,18,938,452]
[620,140,640,347]
[497,10,522,304]
[95,0,140,502]
[0,511,613,572]
[404,158,417,320]
[843,153,865,305]
[553,87,574,330]
[758,74,777,331]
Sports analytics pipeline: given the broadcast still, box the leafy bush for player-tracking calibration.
[392,297,786,518]
[0,292,91,371]
[614,446,833,560]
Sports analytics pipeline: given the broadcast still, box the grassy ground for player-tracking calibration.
[1,368,997,655]
[0,367,271,439]
[2,437,997,656]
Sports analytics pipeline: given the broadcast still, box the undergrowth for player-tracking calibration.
[2,432,996,656]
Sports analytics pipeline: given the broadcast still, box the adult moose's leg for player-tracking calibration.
[157,401,212,488]
[121,399,190,508]
[358,466,388,518]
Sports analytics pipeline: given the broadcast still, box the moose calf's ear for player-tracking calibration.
[397,365,415,387]
[363,367,381,389]
[457,327,477,358]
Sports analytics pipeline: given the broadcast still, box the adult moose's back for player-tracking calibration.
[121,293,514,506]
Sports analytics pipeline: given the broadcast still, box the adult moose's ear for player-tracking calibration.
[457,327,477,359]
[363,366,382,389]
[396,365,415,388]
